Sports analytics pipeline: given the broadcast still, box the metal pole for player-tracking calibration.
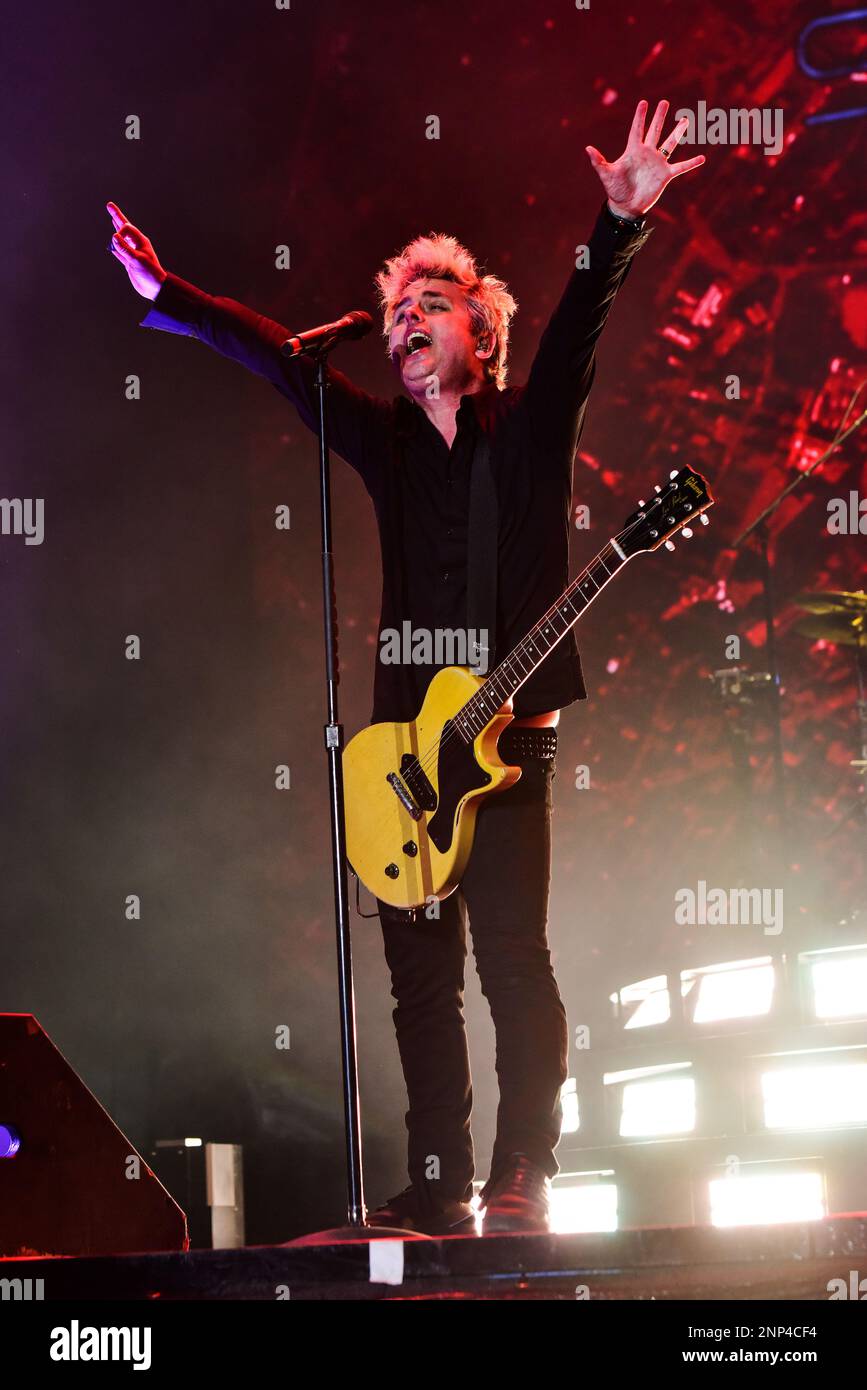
[313,355,365,1226]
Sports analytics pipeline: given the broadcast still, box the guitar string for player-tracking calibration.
[402,537,624,787]
[399,490,702,789]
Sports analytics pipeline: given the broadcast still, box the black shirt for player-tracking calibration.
[141,200,653,724]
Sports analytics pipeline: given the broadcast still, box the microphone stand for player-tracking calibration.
[284,347,427,1245]
[731,391,867,845]
[316,350,364,1235]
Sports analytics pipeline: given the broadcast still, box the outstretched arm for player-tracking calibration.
[525,100,705,459]
[106,202,389,496]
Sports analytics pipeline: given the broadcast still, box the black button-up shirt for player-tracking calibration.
[394,393,477,720]
[141,201,653,724]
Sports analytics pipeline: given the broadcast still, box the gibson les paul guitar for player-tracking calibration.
[344,465,714,910]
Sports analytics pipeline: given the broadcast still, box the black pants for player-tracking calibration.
[377,757,568,1208]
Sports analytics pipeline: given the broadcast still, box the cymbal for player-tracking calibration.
[793,613,867,647]
[794,589,867,615]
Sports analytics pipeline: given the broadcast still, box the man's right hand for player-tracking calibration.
[106,202,167,301]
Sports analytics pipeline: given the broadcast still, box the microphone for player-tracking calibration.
[280,310,374,359]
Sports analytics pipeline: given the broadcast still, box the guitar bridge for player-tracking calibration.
[386,771,422,821]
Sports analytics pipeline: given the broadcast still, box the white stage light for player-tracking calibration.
[560,1077,580,1134]
[684,958,775,1023]
[710,1171,825,1227]
[549,1181,618,1234]
[612,975,670,1029]
[762,1063,867,1128]
[619,1076,696,1137]
[812,955,867,1019]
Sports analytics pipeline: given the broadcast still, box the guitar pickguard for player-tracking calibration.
[426,719,492,853]
[399,753,436,812]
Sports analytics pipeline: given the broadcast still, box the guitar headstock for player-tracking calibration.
[617,466,714,557]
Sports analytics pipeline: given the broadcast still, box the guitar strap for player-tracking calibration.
[465,430,498,677]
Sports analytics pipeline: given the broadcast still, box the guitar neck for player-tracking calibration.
[456,539,630,739]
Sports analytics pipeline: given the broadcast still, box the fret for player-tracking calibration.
[561,595,581,622]
[457,543,627,741]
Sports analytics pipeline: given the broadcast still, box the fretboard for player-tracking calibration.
[454,541,629,741]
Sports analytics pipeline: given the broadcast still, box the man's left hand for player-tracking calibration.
[585,99,705,219]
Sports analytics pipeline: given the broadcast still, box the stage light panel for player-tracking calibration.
[549,1181,618,1234]
[709,1170,825,1227]
[560,1077,580,1134]
[762,1062,867,1128]
[683,957,775,1023]
[612,975,670,1029]
[811,954,867,1020]
[619,1075,696,1136]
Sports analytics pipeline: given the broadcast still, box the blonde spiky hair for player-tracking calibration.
[375,232,518,390]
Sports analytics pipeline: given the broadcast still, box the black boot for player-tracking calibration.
[366,1184,477,1236]
[479,1154,551,1234]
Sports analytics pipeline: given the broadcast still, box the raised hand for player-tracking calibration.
[106,202,167,301]
[585,99,705,219]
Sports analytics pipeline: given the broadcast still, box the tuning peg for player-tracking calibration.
[637,499,645,507]
[669,469,679,479]
[654,484,662,494]
[682,527,693,538]
[700,513,710,526]
[664,539,676,551]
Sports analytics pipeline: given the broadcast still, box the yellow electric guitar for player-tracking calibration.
[344,466,714,910]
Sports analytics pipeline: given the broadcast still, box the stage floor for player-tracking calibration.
[4,1214,867,1300]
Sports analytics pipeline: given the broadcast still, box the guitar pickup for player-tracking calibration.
[399,753,437,812]
[386,772,422,821]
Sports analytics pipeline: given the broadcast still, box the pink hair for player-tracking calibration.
[374,232,518,390]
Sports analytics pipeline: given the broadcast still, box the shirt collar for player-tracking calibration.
[395,384,496,438]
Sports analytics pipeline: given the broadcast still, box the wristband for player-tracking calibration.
[603,201,646,232]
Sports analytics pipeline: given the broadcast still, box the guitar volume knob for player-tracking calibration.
[385,863,399,879]
[402,842,418,857]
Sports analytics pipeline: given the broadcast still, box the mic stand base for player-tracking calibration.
[285,1226,434,1247]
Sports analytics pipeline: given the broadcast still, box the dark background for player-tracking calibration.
[2,0,865,1241]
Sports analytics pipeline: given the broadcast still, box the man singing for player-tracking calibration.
[107,99,703,1235]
